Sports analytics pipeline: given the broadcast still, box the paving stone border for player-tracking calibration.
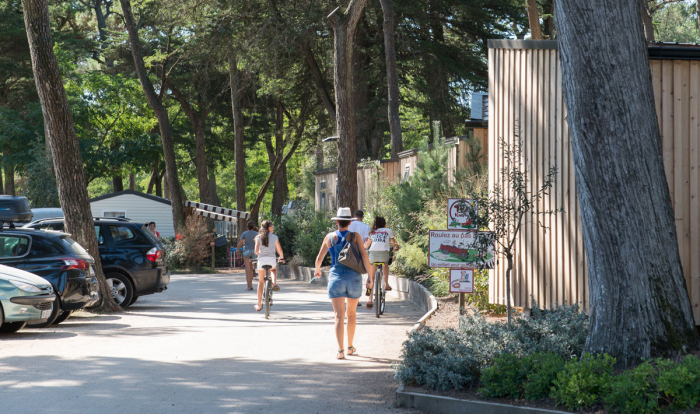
[395,385,571,414]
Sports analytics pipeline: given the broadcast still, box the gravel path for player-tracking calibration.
[0,271,422,414]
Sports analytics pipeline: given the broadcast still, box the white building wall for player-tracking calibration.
[89,194,176,238]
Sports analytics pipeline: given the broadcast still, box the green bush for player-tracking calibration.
[603,361,659,414]
[479,352,565,400]
[551,353,616,410]
[479,353,525,398]
[522,352,566,401]
[394,327,480,390]
[658,355,700,411]
[395,304,588,391]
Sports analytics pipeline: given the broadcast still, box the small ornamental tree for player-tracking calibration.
[470,124,561,326]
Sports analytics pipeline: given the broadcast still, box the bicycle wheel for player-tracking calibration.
[379,282,386,315]
[264,271,272,319]
[375,266,382,318]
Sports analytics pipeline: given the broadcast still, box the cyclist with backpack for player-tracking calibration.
[314,207,372,360]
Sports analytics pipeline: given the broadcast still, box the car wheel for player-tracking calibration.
[105,273,133,308]
[0,321,27,333]
[26,295,61,328]
[53,310,73,325]
[128,295,139,306]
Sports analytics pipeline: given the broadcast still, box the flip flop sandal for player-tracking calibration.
[273,285,280,292]
[336,350,345,360]
[385,286,392,291]
[347,346,356,356]
[254,304,262,312]
[366,302,373,309]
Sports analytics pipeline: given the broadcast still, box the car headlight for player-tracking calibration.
[9,279,41,293]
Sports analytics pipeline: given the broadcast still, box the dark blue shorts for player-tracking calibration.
[327,266,362,299]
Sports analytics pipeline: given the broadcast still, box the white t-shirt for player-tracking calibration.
[369,228,394,251]
[348,220,370,243]
[255,233,279,260]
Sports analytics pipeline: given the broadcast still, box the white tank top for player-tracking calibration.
[256,233,278,260]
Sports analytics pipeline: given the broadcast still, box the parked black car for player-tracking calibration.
[0,227,100,327]
[24,217,169,308]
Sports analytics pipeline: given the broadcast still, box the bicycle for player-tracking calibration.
[368,250,391,318]
[261,258,284,319]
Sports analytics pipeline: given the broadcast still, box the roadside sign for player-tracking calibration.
[428,230,495,269]
[450,269,474,293]
[447,198,477,230]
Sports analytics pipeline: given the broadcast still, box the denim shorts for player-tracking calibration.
[242,249,256,258]
[327,266,362,299]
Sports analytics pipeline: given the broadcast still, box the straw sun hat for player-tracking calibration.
[331,207,356,221]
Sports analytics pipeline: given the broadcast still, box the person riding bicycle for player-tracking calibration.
[364,216,399,309]
[254,220,285,312]
[314,207,372,360]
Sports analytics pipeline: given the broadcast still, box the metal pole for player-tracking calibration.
[211,242,216,272]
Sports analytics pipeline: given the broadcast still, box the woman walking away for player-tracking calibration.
[364,216,399,309]
[236,221,258,291]
[254,220,285,311]
[314,207,372,360]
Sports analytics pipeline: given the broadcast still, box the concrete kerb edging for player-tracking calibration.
[395,385,571,414]
[275,265,438,330]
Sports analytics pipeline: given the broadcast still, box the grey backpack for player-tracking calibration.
[336,231,366,274]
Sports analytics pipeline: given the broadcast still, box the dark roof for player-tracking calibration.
[89,190,172,206]
[648,42,700,60]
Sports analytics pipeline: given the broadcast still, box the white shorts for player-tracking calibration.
[257,257,277,270]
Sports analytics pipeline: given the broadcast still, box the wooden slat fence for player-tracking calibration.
[489,39,700,324]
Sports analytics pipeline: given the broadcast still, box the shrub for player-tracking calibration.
[479,353,525,398]
[522,352,566,400]
[479,352,565,400]
[658,355,700,411]
[162,216,210,271]
[551,353,616,410]
[603,361,660,414]
[394,327,480,390]
[395,304,589,391]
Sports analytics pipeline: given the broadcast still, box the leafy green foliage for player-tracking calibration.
[551,353,616,410]
[657,354,700,411]
[395,304,588,390]
[268,204,332,267]
[479,352,565,400]
[603,361,660,414]
[479,353,524,398]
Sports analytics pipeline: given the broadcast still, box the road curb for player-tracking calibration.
[276,264,438,331]
[395,385,571,414]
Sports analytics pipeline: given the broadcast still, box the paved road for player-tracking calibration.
[0,271,422,414]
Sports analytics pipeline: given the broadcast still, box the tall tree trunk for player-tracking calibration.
[267,104,288,216]
[328,0,368,213]
[301,43,336,123]
[94,0,114,67]
[208,165,221,207]
[556,0,700,366]
[3,151,14,195]
[112,176,123,192]
[0,165,4,195]
[380,0,403,158]
[21,0,118,311]
[229,49,247,233]
[193,117,210,203]
[640,0,655,41]
[526,0,544,39]
[128,173,135,190]
[120,0,185,231]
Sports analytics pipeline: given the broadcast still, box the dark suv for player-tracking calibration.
[24,218,168,308]
[0,228,99,326]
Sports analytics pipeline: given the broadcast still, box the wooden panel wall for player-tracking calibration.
[488,45,588,312]
[650,59,700,323]
[490,43,700,324]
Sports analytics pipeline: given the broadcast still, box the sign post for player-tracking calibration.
[426,198,492,318]
[211,241,216,271]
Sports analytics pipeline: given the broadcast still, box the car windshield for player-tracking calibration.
[61,237,92,258]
